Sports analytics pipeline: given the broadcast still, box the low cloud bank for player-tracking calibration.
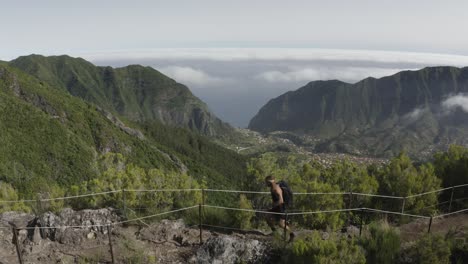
[442,94,468,113]
[158,66,223,86]
[84,48,468,67]
[255,67,405,83]
[403,107,428,121]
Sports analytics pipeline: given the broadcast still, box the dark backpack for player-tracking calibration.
[278,180,293,208]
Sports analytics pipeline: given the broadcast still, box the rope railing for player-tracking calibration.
[204,189,269,194]
[1,183,467,204]
[405,186,454,198]
[352,192,404,199]
[203,204,284,215]
[201,223,265,234]
[0,205,199,230]
[362,208,431,219]
[1,199,467,263]
[0,190,121,204]
[433,208,468,219]
[125,188,202,193]
[203,204,434,219]
[3,203,466,231]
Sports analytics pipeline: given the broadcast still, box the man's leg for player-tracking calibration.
[279,219,295,242]
[266,214,277,231]
[279,219,289,231]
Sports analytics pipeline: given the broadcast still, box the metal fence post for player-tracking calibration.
[359,209,364,237]
[448,187,455,213]
[107,225,115,264]
[12,227,23,264]
[283,213,288,242]
[122,189,127,219]
[427,216,433,233]
[401,197,406,214]
[202,188,205,206]
[199,204,203,244]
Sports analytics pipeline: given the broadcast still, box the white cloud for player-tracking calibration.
[403,107,428,121]
[255,67,407,83]
[442,94,468,113]
[157,66,223,86]
[83,48,468,66]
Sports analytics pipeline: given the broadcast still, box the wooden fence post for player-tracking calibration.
[283,213,288,242]
[122,189,127,219]
[427,216,433,233]
[448,187,455,213]
[401,198,406,214]
[199,204,203,244]
[359,209,364,237]
[12,227,23,264]
[107,225,115,264]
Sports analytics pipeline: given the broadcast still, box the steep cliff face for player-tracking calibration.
[10,55,232,137]
[249,67,468,157]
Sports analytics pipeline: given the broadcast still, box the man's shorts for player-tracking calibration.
[269,204,286,221]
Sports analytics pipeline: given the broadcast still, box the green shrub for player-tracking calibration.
[360,221,400,264]
[404,234,451,264]
[282,231,365,264]
[0,181,30,213]
[233,194,254,229]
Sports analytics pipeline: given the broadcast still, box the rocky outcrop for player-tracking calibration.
[0,210,270,264]
[138,219,204,246]
[0,212,36,260]
[192,235,267,264]
[36,208,120,244]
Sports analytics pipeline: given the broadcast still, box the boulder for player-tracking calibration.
[0,211,35,258]
[37,207,120,244]
[139,219,202,246]
[193,235,267,264]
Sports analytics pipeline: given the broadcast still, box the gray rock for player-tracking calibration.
[346,225,360,237]
[0,211,35,229]
[139,219,202,246]
[32,226,42,244]
[193,235,267,264]
[37,207,120,244]
[0,211,35,259]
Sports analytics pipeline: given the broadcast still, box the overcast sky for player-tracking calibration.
[2,0,468,126]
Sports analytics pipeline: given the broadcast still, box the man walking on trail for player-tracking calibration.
[265,175,295,241]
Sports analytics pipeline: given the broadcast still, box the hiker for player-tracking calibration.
[265,175,294,241]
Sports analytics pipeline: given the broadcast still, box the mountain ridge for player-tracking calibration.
[10,54,233,137]
[248,66,468,157]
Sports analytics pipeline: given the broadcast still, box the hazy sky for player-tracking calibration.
[2,0,468,126]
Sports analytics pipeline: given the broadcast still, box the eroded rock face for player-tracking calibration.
[37,207,120,244]
[193,235,267,264]
[138,219,204,246]
[0,212,36,259]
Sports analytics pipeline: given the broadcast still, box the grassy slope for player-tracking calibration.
[0,64,247,197]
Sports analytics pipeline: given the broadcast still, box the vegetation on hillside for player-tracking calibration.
[10,54,234,137]
[0,64,247,208]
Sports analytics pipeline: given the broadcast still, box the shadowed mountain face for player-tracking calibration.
[10,55,232,137]
[249,67,468,157]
